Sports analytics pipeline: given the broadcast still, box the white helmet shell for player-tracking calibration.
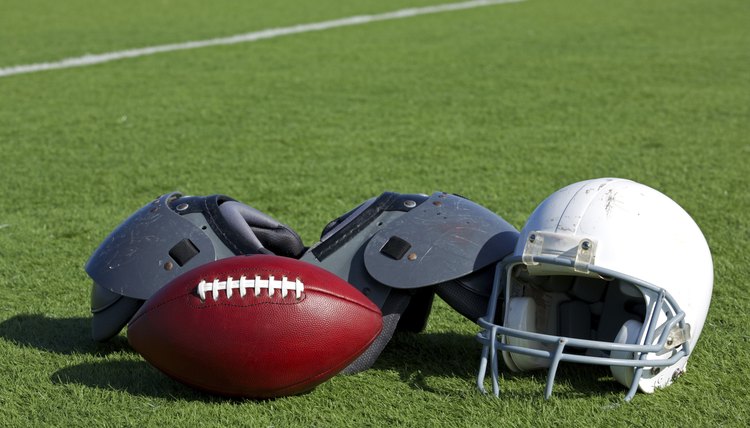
[477,178,713,400]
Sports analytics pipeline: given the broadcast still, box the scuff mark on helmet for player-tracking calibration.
[605,190,617,216]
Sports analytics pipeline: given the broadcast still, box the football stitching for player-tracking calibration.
[196,275,304,301]
[130,269,302,324]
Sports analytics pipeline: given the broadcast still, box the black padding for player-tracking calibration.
[218,201,305,258]
[90,281,124,313]
[92,295,145,342]
[596,280,646,342]
[589,301,604,316]
[340,290,411,375]
[559,300,592,340]
[380,236,412,260]
[539,275,574,293]
[570,277,607,303]
[168,238,200,267]
[435,265,497,323]
[218,201,266,251]
[251,225,305,259]
[396,287,434,332]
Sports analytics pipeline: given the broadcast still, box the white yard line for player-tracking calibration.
[0,0,523,78]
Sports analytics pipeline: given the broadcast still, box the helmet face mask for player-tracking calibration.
[477,178,712,401]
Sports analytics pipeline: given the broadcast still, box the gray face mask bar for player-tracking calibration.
[476,257,690,401]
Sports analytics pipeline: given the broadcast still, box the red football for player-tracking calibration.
[127,255,382,398]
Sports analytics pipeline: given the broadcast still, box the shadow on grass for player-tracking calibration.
[0,314,252,401]
[50,360,234,403]
[0,313,131,356]
[2,314,624,400]
[372,331,478,391]
[374,330,625,399]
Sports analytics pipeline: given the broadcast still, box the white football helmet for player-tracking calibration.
[476,178,713,400]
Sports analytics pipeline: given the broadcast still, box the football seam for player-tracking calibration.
[191,297,306,309]
[306,286,381,316]
[128,290,198,327]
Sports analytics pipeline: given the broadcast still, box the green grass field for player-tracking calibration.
[1,0,748,425]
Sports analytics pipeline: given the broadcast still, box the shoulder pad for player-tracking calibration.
[363,192,519,288]
[85,192,229,300]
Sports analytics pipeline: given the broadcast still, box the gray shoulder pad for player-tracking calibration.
[85,192,222,300]
[363,192,519,289]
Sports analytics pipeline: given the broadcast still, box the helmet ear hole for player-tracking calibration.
[610,319,643,388]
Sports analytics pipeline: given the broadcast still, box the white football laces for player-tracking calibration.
[196,275,304,301]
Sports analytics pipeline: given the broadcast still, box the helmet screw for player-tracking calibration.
[176,203,189,211]
[529,234,536,243]
[672,368,684,381]
[164,261,174,271]
[581,240,591,250]
[407,253,418,261]
[667,338,674,347]
[403,200,416,208]
[433,201,442,207]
